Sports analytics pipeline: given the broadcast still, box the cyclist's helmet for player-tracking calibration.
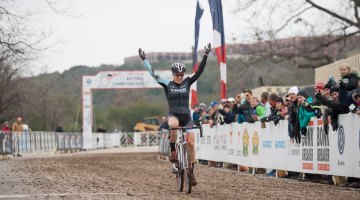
[171,63,186,73]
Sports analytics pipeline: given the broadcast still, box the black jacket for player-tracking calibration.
[315,93,349,114]
[232,101,253,121]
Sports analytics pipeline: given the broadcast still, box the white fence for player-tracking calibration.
[0,131,162,154]
[195,114,360,178]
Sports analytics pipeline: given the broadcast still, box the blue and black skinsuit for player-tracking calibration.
[142,55,208,126]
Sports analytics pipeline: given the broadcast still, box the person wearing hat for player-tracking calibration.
[287,86,301,143]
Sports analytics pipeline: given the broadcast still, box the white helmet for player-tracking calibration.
[171,63,186,73]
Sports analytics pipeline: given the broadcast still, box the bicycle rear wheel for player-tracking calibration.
[183,144,192,194]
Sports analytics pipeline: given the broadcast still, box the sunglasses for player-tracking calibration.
[173,73,184,77]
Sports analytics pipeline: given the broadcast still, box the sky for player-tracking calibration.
[12,0,247,73]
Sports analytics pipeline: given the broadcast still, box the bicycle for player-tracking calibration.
[170,123,203,194]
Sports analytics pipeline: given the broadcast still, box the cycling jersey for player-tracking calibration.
[143,55,208,124]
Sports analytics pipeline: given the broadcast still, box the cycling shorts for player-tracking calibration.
[168,113,193,127]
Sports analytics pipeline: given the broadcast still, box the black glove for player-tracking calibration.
[260,117,269,123]
[301,128,307,136]
[138,48,146,60]
[315,110,323,119]
[247,118,255,123]
[339,80,345,87]
[273,117,280,126]
[204,43,211,55]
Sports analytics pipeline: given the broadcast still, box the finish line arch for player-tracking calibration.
[82,70,173,149]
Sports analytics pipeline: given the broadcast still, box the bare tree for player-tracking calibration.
[0,1,71,122]
[234,0,360,68]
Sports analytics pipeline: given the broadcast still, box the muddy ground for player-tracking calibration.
[0,152,359,200]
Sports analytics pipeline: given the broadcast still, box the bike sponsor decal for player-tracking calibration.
[338,126,345,155]
[252,131,259,156]
[243,129,249,157]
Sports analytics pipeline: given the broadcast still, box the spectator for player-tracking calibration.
[287,86,300,144]
[159,116,169,131]
[260,92,271,119]
[233,89,253,123]
[248,97,265,123]
[352,93,360,115]
[1,121,11,155]
[199,105,210,125]
[315,86,350,131]
[209,101,223,127]
[262,93,280,124]
[219,104,236,124]
[55,123,64,132]
[338,63,359,106]
[297,90,315,136]
[284,94,291,107]
[226,97,235,110]
[192,104,201,126]
[220,99,227,109]
[234,93,246,124]
[12,117,23,157]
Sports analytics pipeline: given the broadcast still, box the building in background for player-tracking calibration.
[125,35,360,66]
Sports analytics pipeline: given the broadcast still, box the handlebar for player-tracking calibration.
[170,122,203,137]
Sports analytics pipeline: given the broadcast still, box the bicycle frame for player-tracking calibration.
[170,123,202,194]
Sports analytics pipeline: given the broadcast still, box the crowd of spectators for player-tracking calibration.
[192,63,360,187]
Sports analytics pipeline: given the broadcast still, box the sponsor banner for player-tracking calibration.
[329,114,353,177]
[196,115,360,178]
[352,115,360,178]
[316,120,331,174]
[272,120,288,171]
[260,122,273,169]
[249,122,261,168]
[227,124,238,164]
[231,123,243,165]
[301,120,317,174]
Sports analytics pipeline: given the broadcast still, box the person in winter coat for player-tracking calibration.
[233,89,253,123]
[247,97,265,123]
[286,86,301,143]
[338,63,359,106]
[297,90,315,136]
[315,86,350,132]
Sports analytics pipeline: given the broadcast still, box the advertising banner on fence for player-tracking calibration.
[353,115,360,178]
[195,115,360,178]
[329,114,353,177]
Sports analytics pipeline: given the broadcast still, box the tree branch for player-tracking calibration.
[306,0,359,28]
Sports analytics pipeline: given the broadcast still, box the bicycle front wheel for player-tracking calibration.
[176,144,184,192]
[183,143,192,194]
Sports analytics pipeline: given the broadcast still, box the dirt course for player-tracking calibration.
[0,152,359,200]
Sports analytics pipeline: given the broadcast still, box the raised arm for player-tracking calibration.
[189,43,211,85]
[139,48,170,85]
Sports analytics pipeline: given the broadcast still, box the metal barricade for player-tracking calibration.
[133,131,161,147]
